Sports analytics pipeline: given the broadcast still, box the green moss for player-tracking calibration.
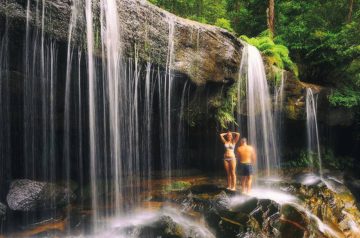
[163,181,191,192]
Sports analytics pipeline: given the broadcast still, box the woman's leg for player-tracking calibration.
[224,160,230,189]
[229,159,237,190]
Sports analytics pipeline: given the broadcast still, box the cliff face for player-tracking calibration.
[0,0,353,126]
[0,0,243,86]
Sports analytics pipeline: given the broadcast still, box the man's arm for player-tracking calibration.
[251,148,257,164]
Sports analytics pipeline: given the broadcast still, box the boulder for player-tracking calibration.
[136,215,185,238]
[172,185,231,212]
[0,0,243,85]
[278,204,309,238]
[6,179,75,211]
[205,210,261,238]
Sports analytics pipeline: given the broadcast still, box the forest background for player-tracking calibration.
[150,0,360,111]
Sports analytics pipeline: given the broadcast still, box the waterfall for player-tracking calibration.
[23,0,58,182]
[160,16,175,177]
[274,71,285,162]
[306,88,322,177]
[100,0,123,217]
[1,0,188,233]
[176,80,190,171]
[0,9,10,197]
[84,0,100,230]
[238,44,279,177]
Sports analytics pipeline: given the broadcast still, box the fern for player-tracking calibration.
[240,31,298,76]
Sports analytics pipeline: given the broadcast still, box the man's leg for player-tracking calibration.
[240,176,245,193]
[247,175,252,194]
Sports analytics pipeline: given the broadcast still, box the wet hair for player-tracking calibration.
[240,137,247,143]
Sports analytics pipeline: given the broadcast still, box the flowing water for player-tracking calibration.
[274,71,285,162]
[306,88,323,177]
[0,0,185,233]
[238,44,279,177]
[1,1,358,237]
[0,10,10,199]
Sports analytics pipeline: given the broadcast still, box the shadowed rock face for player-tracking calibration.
[0,0,243,85]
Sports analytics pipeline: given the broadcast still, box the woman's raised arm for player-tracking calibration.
[219,133,227,143]
[233,132,240,144]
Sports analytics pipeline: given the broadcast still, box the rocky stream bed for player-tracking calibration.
[1,170,360,238]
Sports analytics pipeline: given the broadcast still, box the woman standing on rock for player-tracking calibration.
[220,131,240,191]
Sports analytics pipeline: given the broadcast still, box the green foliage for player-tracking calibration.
[240,32,298,76]
[329,88,360,108]
[282,148,355,170]
[148,0,229,27]
[210,84,238,129]
[151,0,360,112]
[282,150,313,168]
[214,18,234,32]
[322,148,354,170]
[163,181,191,192]
[226,0,267,37]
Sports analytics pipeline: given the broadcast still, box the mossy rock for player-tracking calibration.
[164,181,191,192]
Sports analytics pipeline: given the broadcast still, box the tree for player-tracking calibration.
[348,0,354,22]
[267,0,275,36]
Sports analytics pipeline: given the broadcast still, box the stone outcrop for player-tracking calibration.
[0,0,353,126]
[6,179,75,211]
[0,0,242,85]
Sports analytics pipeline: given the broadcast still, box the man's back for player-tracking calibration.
[237,145,254,164]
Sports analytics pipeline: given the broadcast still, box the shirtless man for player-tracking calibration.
[236,138,256,194]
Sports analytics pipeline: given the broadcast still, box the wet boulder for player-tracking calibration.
[231,197,259,214]
[175,189,230,213]
[6,179,75,211]
[293,172,322,186]
[205,210,261,238]
[231,197,281,236]
[136,215,185,238]
[277,204,309,238]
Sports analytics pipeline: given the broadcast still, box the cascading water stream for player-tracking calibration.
[176,80,190,170]
[238,44,279,177]
[306,88,323,178]
[161,16,175,178]
[274,71,285,161]
[85,0,99,230]
[100,0,123,217]
[0,8,11,197]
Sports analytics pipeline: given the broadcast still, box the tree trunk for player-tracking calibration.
[347,0,354,22]
[267,0,275,37]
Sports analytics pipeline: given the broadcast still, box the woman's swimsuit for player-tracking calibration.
[224,143,236,161]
